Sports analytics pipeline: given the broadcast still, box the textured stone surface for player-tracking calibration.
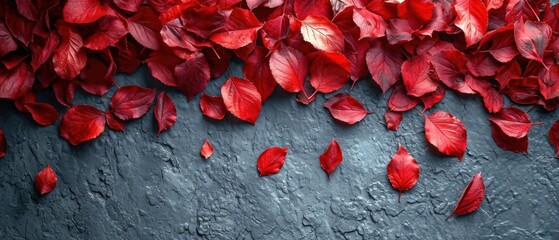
[1,60,559,239]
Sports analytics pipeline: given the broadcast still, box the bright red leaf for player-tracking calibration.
[34,165,57,195]
[431,51,475,94]
[25,103,59,126]
[488,107,534,139]
[453,0,488,46]
[424,111,468,160]
[63,0,109,24]
[320,138,343,177]
[300,15,345,52]
[397,0,434,30]
[388,84,419,112]
[352,8,387,40]
[323,93,370,124]
[514,20,552,64]
[257,147,288,176]
[294,0,333,20]
[447,173,485,219]
[200,139,214,159]
[60,105,106,146]
[106,111,125,132]
[84,15,128,50]
[269,45,308,93]
[110,85,156,121]
[221,77,262,124]
[308,52,350,94]
[366,40,403,93]
[385,109,403,131]
[200,94,227,120]
[387,144,420,202]
[243,46,277,102]
[401,54,438,97]
[53,22,87,80]
[154,92,177,135]
[491,123,528,152]
[126,6,162,50]
[209,8,262,49]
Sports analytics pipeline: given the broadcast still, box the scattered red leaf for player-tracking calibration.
[25,103,59,126]
[387,144,420,202]
[257,146,288,176]
[324,93,370,124]
[110,85,156,121]
[320,138,343,177]
[0,129,6,159]
[488,107,534,139]
[549,121,559,157]
[221,77,262,124]
[200,94,227,120]
[154,92,177,135]
[384,109,403,131]
[60,105,106,146]
[424,111,468,160]
[447,173,485,219]
[200,139,214,159]
[34,164,58,195]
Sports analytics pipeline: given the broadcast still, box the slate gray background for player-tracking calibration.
[1,59,559,240]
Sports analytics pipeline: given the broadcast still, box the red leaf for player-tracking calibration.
[0,129,6,159]
[25,103,59,126]
[221,77,262,124]
[514,20,552,64]
[200,139,214,159]
[491,122,528,152]
[387,144,420,202]
[269,45,308,93]
[549,120,559,157]
[209,8,262,49]
[488,107,534,139]
[447,173,485,219]
[420,85,445,111]
[80,58,114,96]
[126,7,162,50]
[5,4,36,46]
[453,0,488,46]
[30,32,60,71]
[0,23,18,57]
[146,50,181,87]
[0,63,35,100]
[300,15,345,52]
[106,111,125,132]
[181,5,225,38]
[495,61,521,91]
[200,94,227,120]
[296,80,317,105]
[174,52,210,101]
[323,93,370,124]
[431,51,475,94]
[386,19,414,45]
[15,0,39,21]
[63,0,109,24]
[466,76,504,113]
[352,8,387,39]
[466,53,500,77]
[53,22,87,80]
[84,15,128,50]
[113,38,142,74]
[384,109,403,131]
[260,15,290,50]
[397,0,434,29]
[320,138,343,177]
[154,92,177,135]
[34,165,57,195]
[60,105,106,146]
[424,111,468,160]
[402,54,438,97]
[257,146,288,176]
[160,19,206,52]
[114,0,142,12]
[110,86,156,121]
[243,46,277,102]
[308,52,350,94]
[294,0,333,20]
[388,84,419,112]
[53,80,78,107]
[366,40,403,93]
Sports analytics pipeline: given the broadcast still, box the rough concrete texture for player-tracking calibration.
[1,59,559,240]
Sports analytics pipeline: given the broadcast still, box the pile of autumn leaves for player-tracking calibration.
[0,0,558,219]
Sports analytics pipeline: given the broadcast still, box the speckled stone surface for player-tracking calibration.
[1,59,558,239]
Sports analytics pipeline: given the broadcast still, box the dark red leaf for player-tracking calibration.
[257,146,288,176]
[308,52,350,94]
[110,85,156,121]
[154,92,177,135]
[80,58,114,96]
[146,49,181,87]
[549,121,559,157]
[366,40,403,93]
[15,0,39,21]
[385,109,403,131]
[221,77,262,124]
[323,93,370,124]
[353,8,386,39]
[30,32,59,71]
[453,0,488,46]
[514,20,551,64]
[385,19,414,45]
[53,22,87,80]
[25,103,59,126]
[402,54,438,97]
[174,52,210,101]
[181,5,225,38]
[495,61,521,90]
[320,138,343,177]
[488,107,533,139]
[34,165,57,195]
[466,53,500,77]
[106,111,125,132]
[5,4,35,46]
[0,23,20,58]
[420,85,446,111]
[63,0,109,24]
[387,144,420,202]
[126,7,162,50]
[424,111,468,160]
[200,139,214,159]
[397,0,434,29]
[260,15,290,50]
[60,105,106,146]
[0,63,35,100]
[113,38,142,74]
[53,80,78,107]
[0,129,6,159]
[491,122,528,152]
[243,46,277,102]
[300,15,345,52]
[84,15,128,50]
[294,0,333,19]
[209,8,262,49]
[269,45,308,93]
[502,77,540,105]
[447,173,485,219]
[200,94,227,120]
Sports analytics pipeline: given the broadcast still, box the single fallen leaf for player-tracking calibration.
[154,92,177,135]
[221,77,262,124]
[257,146,288,176]
[424,111,468,160]
[388,84,419,112]
[59,105,106,146]
[549,121,559,157]
[200,94,227,120]
[447,173,485,219]
[488,107,534,139]
[384,110,403,131]
[387,144,420,202]
[324,93,370,124]
[401,54,438,97]
[200,139,214,159]
[110,85,156,121]
[34,164,58,195]
[24,103,59,126]
[320,138,343,177]
[0,128,6,158]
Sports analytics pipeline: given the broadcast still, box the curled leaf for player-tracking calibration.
[447,173,485,219]
[200,94,227,120]
[25,103,59,126]
[384,110,403,131]
[34,165,58,195]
